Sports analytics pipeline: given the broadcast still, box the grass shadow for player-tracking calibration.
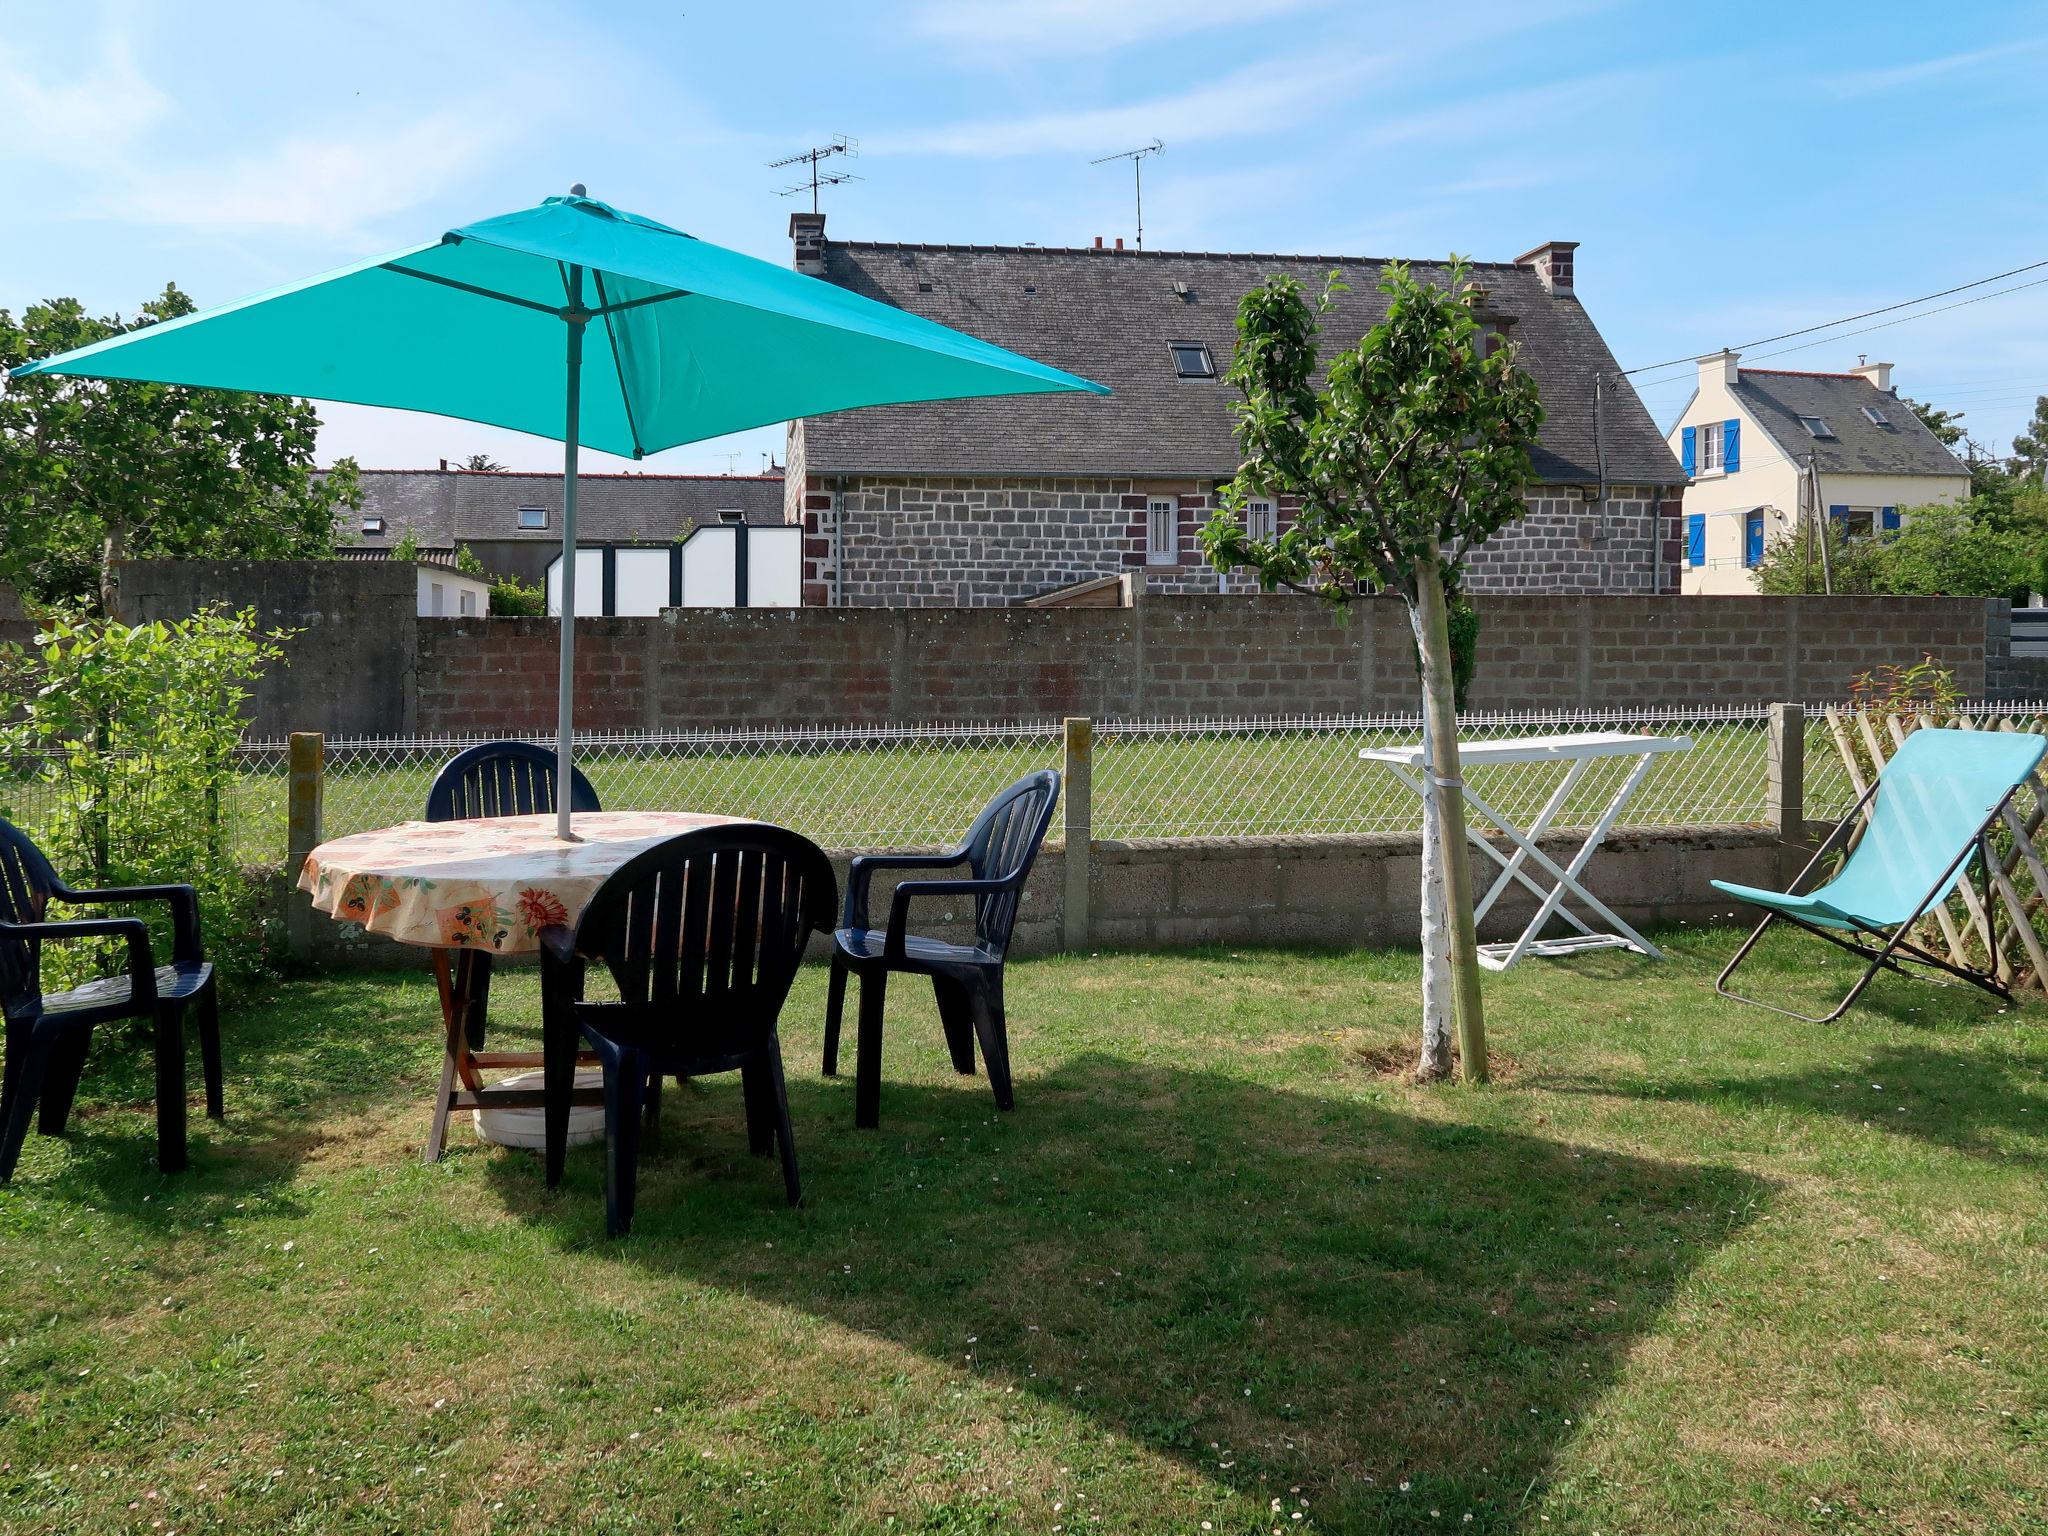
[485,1051,1768,1528]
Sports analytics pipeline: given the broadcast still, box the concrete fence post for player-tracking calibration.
[286,731,325,964]
[1767,702,1805,880]
[1062,716,1093,951]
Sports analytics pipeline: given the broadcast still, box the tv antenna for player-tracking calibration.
[1090,139,1162,249]
[771,135,861,214]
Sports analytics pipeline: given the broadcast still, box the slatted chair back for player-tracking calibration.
[1824,726,2047,927]
[573,826,836,1061]
[425,740,601,823]
[960,770,1060,954]
[0,821,65,1013]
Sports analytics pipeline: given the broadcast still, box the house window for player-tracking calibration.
[1799,415,1835,439]
[517,505,549,530]
[1862,405,1892,427]
[1245,498,1277,541]
[430,581,445,615]
[1168,342,1215,379]
[459,589,477,616]
[1146,497,1179,564]
[1828,505,1876,537]
[1698,420,1723,473]
[361,516,386,535]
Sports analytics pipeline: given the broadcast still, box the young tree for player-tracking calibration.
[1200,263,1543,1081]
[2011,394,2048,480]
[0,285,358,611]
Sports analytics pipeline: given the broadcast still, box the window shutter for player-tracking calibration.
[1881,505,1900,531]
[1723,419,1740,473]
[1681,426,1696,475]
[1828,504,1849,530]
[1686,513,1705,567]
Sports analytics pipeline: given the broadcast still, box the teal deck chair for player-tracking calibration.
[1714,726,2046,1022]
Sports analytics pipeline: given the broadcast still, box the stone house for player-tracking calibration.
[1666,353,1971,594]
[784,214,1685,606]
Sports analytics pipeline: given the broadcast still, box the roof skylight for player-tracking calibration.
[1798,415,1835,439]
[1169,342,1215,379]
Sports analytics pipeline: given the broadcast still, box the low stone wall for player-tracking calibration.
[288,823,1781,969]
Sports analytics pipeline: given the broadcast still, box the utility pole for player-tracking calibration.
[1090,140,1163,249]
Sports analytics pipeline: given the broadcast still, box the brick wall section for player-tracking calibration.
[396,595,1998,735]
[110,561,2001,735]
[796,475,1679,606]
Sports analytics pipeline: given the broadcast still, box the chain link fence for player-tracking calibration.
[9,702,2040,865]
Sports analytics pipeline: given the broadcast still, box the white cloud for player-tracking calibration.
[102,112,505,241]
[1824,37,2048,99]
[0,32,171,170]
[910,0,1326,58]
[868,51,1386,157]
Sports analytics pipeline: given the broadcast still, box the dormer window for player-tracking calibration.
[1169,342,1215,379]
[1799,415,1835,439]
[1861,405,1892,427]
[517,505,549,530]
[361,516,386,535]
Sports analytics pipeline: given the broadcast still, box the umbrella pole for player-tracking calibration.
[555,267,587,841]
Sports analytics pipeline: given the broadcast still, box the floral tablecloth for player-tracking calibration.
[297,812,748,953]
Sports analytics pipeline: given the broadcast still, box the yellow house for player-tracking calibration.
[1666,352,1971,594]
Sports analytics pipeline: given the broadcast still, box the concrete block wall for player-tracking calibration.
[114,558,2003,737]
[288,824,1779,969]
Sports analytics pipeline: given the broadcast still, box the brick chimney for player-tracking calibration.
[1850,358,1894,394]
[1514,239,1579,297]
[1698,349,1740,391]
[789,211,826,275]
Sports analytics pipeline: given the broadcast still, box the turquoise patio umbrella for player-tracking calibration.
[10,187,1107,837]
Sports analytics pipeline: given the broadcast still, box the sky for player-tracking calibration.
[4,0,2045,476]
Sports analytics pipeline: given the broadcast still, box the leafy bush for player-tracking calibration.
[1756,494,2045,600]
[452,543,547,616]
[0,606,290,983]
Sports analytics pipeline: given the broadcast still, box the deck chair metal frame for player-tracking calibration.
[1715,727,2042,1024]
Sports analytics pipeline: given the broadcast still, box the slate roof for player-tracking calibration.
[800,242,1681,487]
[1728,370,1970,478]
[344,470,785,548]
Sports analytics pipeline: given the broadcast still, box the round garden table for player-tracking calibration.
[297,811,748,1159]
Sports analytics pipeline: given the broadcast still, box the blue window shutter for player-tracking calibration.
[1681,425,1696,475]
[1686,512,1705,567]
[1828,504,1849,531]
[1745,512,1764,567]
[1723,419,1740,473]
[1881,505,1900,531]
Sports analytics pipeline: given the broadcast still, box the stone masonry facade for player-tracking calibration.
[788,472,1681,606]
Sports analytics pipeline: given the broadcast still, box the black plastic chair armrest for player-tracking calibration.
[537,923,580,968]
[844,849,969,929]
[0,916,158,1008]
[56,882,203,965]
[885,877,1010,963]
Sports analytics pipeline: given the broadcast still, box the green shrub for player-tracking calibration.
[0,606,290,983]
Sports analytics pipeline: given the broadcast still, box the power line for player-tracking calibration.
[1619,256,2048,378]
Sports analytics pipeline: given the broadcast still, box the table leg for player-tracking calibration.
[427,948,484,1163]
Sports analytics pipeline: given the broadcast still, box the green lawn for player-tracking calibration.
[3,931,2043,1534]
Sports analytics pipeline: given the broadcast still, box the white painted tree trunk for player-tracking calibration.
[1412,646,1455,1079]
[1409,551,1489,1082]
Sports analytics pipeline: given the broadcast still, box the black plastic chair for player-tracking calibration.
[822,770,1059,1128]
[538,824,837,1237]
[425,741,600,1051]
[0,820,220,1182]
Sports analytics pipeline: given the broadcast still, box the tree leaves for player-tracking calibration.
[0,286,359,610]
[1199,261,1543,606]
